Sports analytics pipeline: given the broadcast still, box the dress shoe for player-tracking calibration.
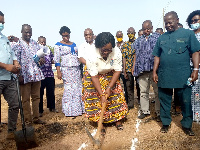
[160,125,171,133]
[182,127,195,136]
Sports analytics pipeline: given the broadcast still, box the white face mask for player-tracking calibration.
[190,23,200,30]
[0,23,4,32]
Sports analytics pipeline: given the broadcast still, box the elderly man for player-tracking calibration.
[132,20,160,120]
[11,24,45,126]
[0,11,20,139]
[78,28,95,105]
[153,11,200,135]
[78,28,95,65]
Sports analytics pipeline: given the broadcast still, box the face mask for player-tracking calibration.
[117,37,123,42]
[0,23,4,32]
[128,34,135,39]
[190,23,200,30]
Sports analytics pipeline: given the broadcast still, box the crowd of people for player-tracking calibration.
[0,9,200,141]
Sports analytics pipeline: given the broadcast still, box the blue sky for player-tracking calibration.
[2,0,200,47]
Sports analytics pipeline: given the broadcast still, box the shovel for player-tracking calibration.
[86,94,108,149]
[13,75,38,150]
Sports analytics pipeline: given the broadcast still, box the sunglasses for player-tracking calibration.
[191,19,200,24]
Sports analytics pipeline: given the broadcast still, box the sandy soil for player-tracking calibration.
[0,78,200,150]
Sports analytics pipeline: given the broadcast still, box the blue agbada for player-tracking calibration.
[152,28,200,88]
[132,32,160,77]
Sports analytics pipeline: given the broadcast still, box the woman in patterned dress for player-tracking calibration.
[54,26,84,117]
[82,32,128,133]
[187,10,200,122]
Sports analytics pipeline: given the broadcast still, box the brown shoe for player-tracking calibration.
[6,132,15,140]
[33,119,46,124]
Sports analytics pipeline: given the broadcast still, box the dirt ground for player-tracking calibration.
[0,78,200,150]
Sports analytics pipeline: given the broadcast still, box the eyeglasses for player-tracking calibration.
[191,19,200,24]
[62,34,70,38]
[101,48,112,53]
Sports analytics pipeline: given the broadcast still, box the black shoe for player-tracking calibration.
[182,127,195,136]
[138,113,150,119]
[160,125,170,133]
[151,100,155,103]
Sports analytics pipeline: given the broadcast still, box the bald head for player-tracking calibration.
[21,24,31,32]
[142,20,153,36]
[164,11,179,32]
[84,28,94,44]
[84,28,93,34]
[21,24,32,43]
[127,27,136,41]
[116,30,123,38]
[127,27,135,34]
[142,20,152,27]
[164,11,179,20]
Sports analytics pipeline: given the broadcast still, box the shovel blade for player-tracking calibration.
[14,126,38,150]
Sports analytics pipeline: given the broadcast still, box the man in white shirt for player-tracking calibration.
[78,28,95,65]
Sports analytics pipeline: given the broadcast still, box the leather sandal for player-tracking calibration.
[116,124,123,130]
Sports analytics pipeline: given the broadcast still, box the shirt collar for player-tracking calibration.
[20,38,33,45]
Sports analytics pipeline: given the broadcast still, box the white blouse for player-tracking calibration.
[87,46,122,76]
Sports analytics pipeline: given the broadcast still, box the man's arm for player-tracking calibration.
[79,57,86,65]
[191,51,199,82]
[153,56,160,83]
[0,62,19,74]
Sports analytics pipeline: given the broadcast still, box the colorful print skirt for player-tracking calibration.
[82,70,128,123]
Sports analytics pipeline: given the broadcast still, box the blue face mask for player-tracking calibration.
[0,23,4,32]
[190,23,200,30]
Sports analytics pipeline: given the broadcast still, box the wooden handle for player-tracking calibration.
[96,94,108,138]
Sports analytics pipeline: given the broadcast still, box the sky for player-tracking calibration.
[1,0,200,47]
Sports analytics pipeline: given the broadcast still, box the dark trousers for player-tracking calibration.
[158,87,193,128]
[120,74,128,103]
[126,72,134,108]
[39,77,55,113]
[174,89,181,108]
[0,80,19,132]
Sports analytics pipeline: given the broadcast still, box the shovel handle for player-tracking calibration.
[96,94,108,138]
